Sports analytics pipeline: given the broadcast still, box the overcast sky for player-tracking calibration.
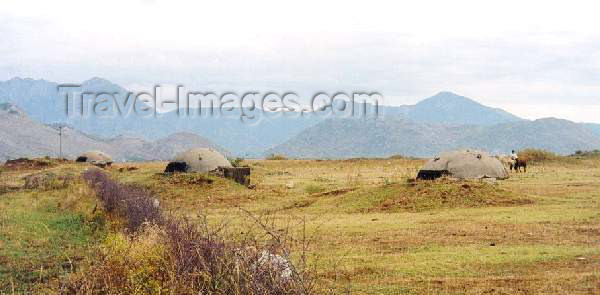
[2,0,600,122]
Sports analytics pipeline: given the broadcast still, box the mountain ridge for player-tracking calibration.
[268,115,600,158]
[0,103,227,162]
[2,77,599,159]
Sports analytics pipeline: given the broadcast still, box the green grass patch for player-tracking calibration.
[0,184,105,292]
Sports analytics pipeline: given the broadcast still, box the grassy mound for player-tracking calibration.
[2,158,58,171]
[156,172,215,186]
[23,172,75,191]
[326,179,533,213]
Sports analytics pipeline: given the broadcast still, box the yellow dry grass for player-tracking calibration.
[106,157,600,294]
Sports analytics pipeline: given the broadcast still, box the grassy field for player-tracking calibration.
[1,156,600,293]
[0,162,106,293]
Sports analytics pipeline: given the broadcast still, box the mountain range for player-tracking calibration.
[0,102,225,162]
[1,77,600,160]
[267,117,600,158]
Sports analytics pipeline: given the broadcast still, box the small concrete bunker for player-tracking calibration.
[76,151,113,166]
[164,148,252,186]
[417,150,509,180]
[166,148,232,173]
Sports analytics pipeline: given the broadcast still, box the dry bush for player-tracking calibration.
[518,149,559,163]
[3,157,56,170]
[73,168,316,294]
[387,154,406,159]
[22,171,74,190]
[229,157,245,167]
[83,168,162,231]
[572,149,600,158]
[162,173,214,185]
[266,154,289,160]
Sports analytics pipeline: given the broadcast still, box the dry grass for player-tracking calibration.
[99,157,600,293]
[3,156,600,293]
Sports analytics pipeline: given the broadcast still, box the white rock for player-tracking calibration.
[256,250,293,279]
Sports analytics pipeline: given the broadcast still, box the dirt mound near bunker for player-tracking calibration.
[369,180,533,212]
[2,157,62,170]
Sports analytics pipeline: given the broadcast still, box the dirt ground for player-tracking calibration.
[2,157,600,294]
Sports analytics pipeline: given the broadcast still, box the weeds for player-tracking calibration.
[304,184,325,194]
[75,168,316,294]
[23,172,74,191]
[519,149,559,163]
[572,149,600,158]
[229,157,245,167]
[266,154,289,160]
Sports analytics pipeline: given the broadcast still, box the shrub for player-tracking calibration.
[83,168,162,231]
[266,154,288,160]
[518,149,559,163]
[23,172,74,190]
[163,173,214,185]
[76,168,316,294]
[229,157,245,167]
[387,154,405,159]
[571,150,600,158]
[304,184,324,194]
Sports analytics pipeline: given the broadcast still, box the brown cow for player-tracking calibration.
[510,159,527,173]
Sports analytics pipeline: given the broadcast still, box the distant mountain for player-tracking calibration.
[0,77,321,156]
[3,77,599,158]
[0,102,115,161]
[142,132,229,160]
[582,123,600,138]
[0,103,226,162]
[268,116,600,158]
[384,92,522,125]
[0,78,527,156]
[455,118,600,155]
[266,117,469,158]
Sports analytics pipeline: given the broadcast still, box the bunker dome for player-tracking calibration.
[166,148,231,173]
[76,151,113,164]
[417,150,509,180]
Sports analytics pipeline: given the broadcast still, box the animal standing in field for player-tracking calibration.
[511,159,527,172]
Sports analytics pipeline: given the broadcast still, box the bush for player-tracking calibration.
[266,154,288,160]
[23,172,74,190]
[75,168,315,294]
[304,184,324,194]
[83,168,162,231]
[162,173,214,185]
[387,154,406,159]
[518,149,559,163]
[572,150,600,158]
[229,157,245,167]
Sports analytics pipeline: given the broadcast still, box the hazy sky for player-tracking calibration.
[2,0,600,122]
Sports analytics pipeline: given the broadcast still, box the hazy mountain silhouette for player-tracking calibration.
[268,116,600,158]
[0,77,321,156]
[0,103,225,162]
[2,77,599,159]
[384,91,522,125]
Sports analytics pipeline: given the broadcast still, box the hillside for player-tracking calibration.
[384,91,522,125]
[0,79,524,156]
[0,102,115,161]
[0,77,322,156]
[3,77,600,158]
[583,123,600,137]
[0,103,226,162]
[268,116,600,158]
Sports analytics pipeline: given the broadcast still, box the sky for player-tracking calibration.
[1,0,600,122]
